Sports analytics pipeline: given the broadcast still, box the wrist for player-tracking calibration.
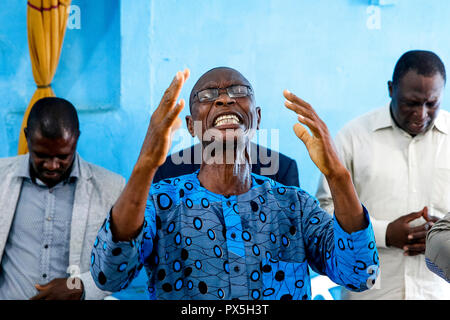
[134,157,159,177]
[325,164,350,184]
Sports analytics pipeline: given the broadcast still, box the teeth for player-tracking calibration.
[214,114,240,127]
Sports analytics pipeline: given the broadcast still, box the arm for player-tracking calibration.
[90,204,156,293]
[299,191,378,291]
[111,69,189,241]
[283,90,366,233]
[425,213,450,282]
[90,69,189,292]
[78,271,110,300]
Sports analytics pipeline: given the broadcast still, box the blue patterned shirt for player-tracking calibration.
[91,172,379,300]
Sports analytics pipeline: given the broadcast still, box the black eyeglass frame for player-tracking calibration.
[193,85,253,103]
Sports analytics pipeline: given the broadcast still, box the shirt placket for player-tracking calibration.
[222,195,248,299]
[40,187,55,284]
[405,137,419,299]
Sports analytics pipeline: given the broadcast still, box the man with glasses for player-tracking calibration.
[152,81,300,185]
[91,67,379,300]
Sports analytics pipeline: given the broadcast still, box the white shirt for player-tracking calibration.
[316,104,450,300]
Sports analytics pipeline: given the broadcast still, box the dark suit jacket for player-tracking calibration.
[154,143,300,187]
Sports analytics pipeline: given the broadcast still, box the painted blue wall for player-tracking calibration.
[2,0,450,190]
[146,0,450,193]
[1,0,450,299]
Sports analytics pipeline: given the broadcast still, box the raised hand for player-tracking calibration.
[283,89,366,233]
[139,69,190,168]
[111,69,190,241]
[283,90,343,177]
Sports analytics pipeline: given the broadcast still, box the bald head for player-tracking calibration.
[26,97,80,140]
[189,67,253,113]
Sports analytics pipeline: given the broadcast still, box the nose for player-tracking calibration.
[43,158,60,171]
[415,105,427,120]
[214,92,235,107]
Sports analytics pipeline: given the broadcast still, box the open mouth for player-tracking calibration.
[213,113,242,127]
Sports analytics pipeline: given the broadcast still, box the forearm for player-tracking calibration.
[325,166,367,233]
[91,212,145,292]
[425,215,450,281]
[111,158,157,241]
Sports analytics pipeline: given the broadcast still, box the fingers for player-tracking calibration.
[421,206,430,221]
[158,69,190,115]
[182,68,190,80]
[409,221,434,234]
[407,230,427,242]
[165,99,185,127]
[30,286,50,300]
[404,208,426,222]
[283,91,317,122]
[293,123,312,145]
[283,89,314,114]
[284,90,322,137]
[403,243,426,256]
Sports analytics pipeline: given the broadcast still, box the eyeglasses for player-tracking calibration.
[194,85,253,102]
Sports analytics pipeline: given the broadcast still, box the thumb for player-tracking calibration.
[35,284,45,291]
[422,206,432,222]
[293,123,311,146]
[404,208,425,222]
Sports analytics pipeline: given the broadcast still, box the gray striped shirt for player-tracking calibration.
[0,154,79,299]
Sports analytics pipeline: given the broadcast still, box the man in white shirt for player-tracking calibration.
[316,50,450,299]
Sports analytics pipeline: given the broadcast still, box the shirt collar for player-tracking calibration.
[373,102,449,135]
[15,152,80,185]
[434,110,449,135]
[371,103,395,132]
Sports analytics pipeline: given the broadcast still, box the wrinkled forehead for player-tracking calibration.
[396,70,445,100]
[189,68,252,107]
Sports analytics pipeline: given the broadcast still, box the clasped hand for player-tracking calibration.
[386,206,439,256]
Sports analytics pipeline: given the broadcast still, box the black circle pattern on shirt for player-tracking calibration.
[113,175,379,300]
[250,201,259,212]
[157,193,172,210]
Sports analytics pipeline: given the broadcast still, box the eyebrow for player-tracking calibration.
[198,79,250,90]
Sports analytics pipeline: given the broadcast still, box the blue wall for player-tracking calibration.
[2,0,450,191]
[2,0,450,299]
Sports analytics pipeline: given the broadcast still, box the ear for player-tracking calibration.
[186,115,195,137]
[388,80,394,99]
[256,106,262,130]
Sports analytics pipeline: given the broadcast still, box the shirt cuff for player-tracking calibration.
[333,205,375,240]
[370,218,390,248]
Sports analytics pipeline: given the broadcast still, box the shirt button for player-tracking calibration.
[43,274,47,278]
[234,266,240,273]
[231,232,236,239]
[44,245,48,249]
[46,217,51,221]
